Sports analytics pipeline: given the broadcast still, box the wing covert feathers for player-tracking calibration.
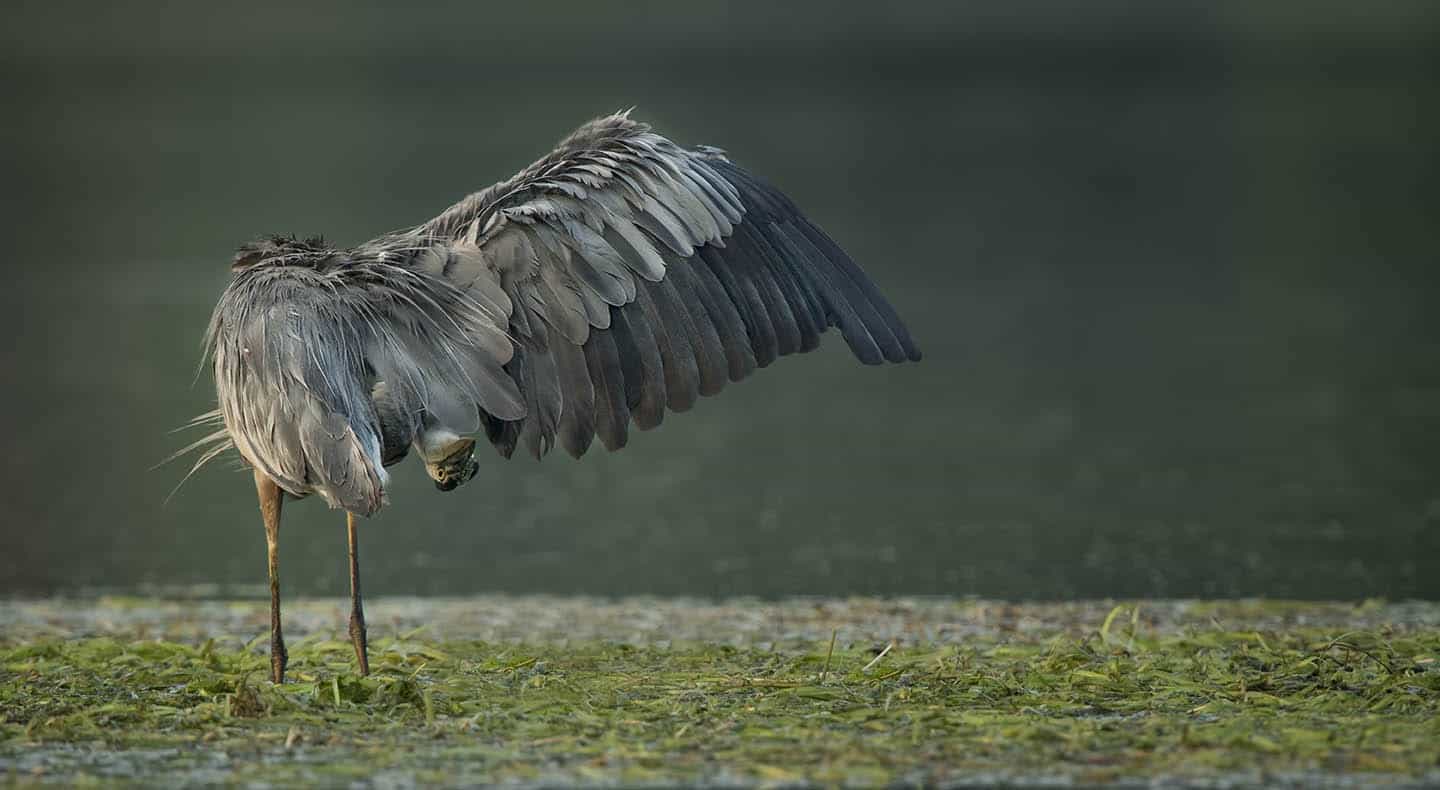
[426,112,919,462]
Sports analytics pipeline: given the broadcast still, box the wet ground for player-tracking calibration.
[2,597,1438,787]
[5,595,1440,648]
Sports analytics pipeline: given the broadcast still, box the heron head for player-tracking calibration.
[232,234,334,271]
[426,438,479,492]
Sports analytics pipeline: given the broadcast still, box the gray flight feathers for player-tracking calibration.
[202,110,919,514]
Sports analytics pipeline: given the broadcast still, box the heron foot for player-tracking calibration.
[270,633,288,684]
[349,609,370,676]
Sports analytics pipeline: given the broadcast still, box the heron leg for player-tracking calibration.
[346,512,370,676]
[254,470,288,684]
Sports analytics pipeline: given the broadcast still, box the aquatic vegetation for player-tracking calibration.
[1,600,1437,785]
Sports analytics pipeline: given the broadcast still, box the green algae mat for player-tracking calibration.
[2,598,1438,787]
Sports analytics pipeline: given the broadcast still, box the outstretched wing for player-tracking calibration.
[409,111,921,460]
[207,112,919,513]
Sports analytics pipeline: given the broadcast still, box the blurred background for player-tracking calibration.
[2,1,1437,600]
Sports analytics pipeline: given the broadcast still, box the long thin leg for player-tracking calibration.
[254,470,288,684]
[346,511,370,676]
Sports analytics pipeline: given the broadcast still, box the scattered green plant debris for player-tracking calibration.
[1,599,1437,786]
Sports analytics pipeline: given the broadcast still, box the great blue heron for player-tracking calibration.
[193,112,920,683]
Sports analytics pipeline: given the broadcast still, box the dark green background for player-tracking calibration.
[3,2,1437,598]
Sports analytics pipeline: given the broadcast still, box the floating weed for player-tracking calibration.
[0,608,1437,784]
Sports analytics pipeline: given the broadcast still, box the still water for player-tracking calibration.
[3,4,1437,598]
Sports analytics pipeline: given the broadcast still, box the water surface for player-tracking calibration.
[3,3,1437,599]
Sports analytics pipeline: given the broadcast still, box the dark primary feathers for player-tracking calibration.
[206,111,920,514]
